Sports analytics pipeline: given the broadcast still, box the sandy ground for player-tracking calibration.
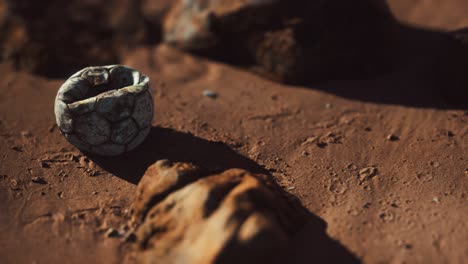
[388,0,468,30]
[0,1,467,263]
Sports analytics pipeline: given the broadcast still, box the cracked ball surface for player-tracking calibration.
[54,65,153,156]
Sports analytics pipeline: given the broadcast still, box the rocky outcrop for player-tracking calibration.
[163,0,397,83]
[130,160,307,264]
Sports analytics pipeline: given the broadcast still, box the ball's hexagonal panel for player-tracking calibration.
[96,89,135,122]
[92,143,125,156]
[68,97,97,115]
[75,112,111,145]
[54,100,74,133]
[111,118,138,145]
[65,134,92,152]
[127,126,151,152]
[56,77,90,103]
[133,91,153,128]
[82,67,109,86]
[109,65,140,90]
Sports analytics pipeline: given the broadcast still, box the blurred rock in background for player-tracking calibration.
[162,0,398,84]
[0,0,171,78]
[0,0,467,107]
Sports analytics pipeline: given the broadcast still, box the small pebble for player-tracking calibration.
[325,103,333,109]
[9,179,20,190]
[21,130,32,137]
[39,161,50,168]
[203,90,218,99]
[105,228,120,238]
[358,167,378,183]
[31,177,47,184]
[387,134,400,141]
[11,146,23,152]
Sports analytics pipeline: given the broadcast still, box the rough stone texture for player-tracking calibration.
[163,0,282,50]
[163,0,397,83]
[131,160,306,264]
[132,160,205,224]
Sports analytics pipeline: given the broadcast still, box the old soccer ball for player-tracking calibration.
[54,65,153,156]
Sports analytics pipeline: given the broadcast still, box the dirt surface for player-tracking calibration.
[0,1,467,264]
[388,0,468,30]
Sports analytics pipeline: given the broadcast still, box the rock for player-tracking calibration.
[105,228,120,238]
[163,0,283,50]
[163,0,396,83]
[141,0,174,43]
[132,160,205,224]
[0,0,147,77]
[387,134,400,141]
[202,90,218,98]
[31,176,47,184]
[358,167,378,184]
[131,160,305,264]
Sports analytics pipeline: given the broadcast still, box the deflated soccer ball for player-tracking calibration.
[54,65,153,156]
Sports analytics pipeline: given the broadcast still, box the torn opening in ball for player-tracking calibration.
[54,65,154,156]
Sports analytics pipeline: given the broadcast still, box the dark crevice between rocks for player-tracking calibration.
[203,180,240,219]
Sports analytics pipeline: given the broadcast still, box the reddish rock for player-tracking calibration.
[132,160,306,264]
